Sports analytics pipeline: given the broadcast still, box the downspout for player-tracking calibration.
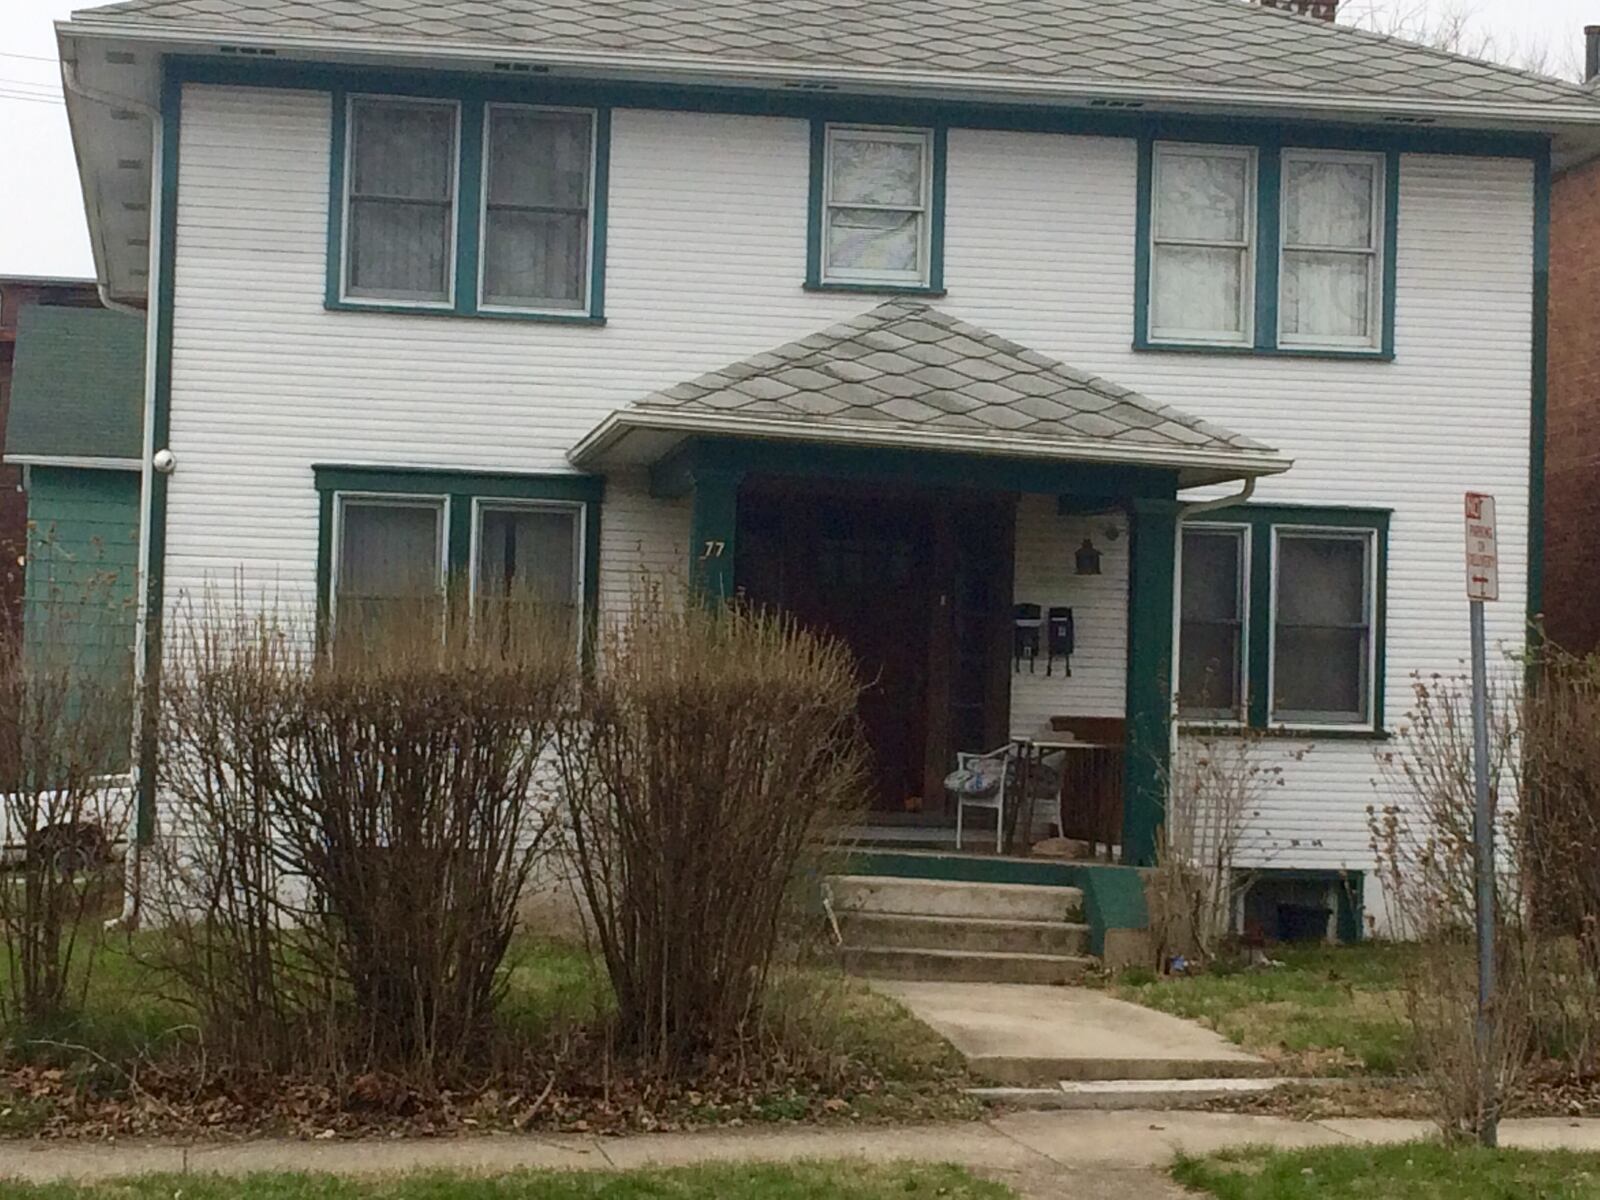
[1165,475,1258,870]
[62,60,161,932]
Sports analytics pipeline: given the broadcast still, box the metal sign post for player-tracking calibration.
[1464,491,1499,1147]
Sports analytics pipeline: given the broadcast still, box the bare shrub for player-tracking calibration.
[151,590,574,1077]
[1149,728,1298,968]
[0,567,135,1031]
[148,593,310,1070]
[1520,646,1600,1080]
[556,592,867,1076]
[1371,669,1532,1140]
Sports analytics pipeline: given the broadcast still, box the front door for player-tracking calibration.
[736,480,1013,816]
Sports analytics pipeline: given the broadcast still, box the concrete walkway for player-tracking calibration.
[870,980,1271,1084]
[9,1111,1600,1185]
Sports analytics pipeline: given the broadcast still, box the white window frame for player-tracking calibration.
[1177,522,1252,725]
[340,94,463,309]
[1277,148,1385,352]
[329,492,449,638]
[468,498,588,656]
[1267,525,1379,731]
[476,103,599,316]
[821,124,934,288]
[1148,142,1258,347]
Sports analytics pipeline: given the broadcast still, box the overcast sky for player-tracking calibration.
[0,0,1593,280]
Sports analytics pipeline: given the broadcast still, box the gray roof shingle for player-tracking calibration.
[72,0,1599,110]
[631,299,1277,462]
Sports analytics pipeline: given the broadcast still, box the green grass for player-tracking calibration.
[1173,1143,1600,1198]
[0,1163,1012,1199]
[1113,943,1411,1075]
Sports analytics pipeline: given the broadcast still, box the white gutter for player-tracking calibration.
[569,408,1292,481]
[56,17,1600,132]
[61,58,160,933]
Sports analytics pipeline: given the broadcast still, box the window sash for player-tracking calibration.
[478,104,597,313]
[1178,525,1249,721]
[1148,143,1257,345]
[822,126,932,286]
[332,493,448,639]
[1277,150,1384,350]
[342,96,460,306]
[1269,527,1377,727]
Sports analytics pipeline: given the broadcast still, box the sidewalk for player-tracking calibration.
[8,1110,1600,1184]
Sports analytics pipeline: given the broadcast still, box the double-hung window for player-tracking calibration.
[472,500,584,643]
[1178,526,1248,720]
[810,123,944,292]
[335,95,605,320]
[1149,144,1256,346]
[332,495,448,637]
[343,97,460,305]
[1141,141,1395,356]
[1278,150,1384,349]
[1178,509,1386,732]
[480,105,595,312]
[1270,528,1377,726]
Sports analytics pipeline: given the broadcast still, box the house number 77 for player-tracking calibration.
[699,540,727,560]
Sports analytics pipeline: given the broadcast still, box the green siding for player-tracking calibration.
[23,467,140,772]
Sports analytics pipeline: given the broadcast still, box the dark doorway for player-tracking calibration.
[735,479,1014,817]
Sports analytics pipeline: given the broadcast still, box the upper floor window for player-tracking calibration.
[1150,144,1256,346]
[331,95,608,323]
[1279,150,1384,350]
[344,97,460,306]
[1139,141,1396,358]
[480,105,595,313]
[807,123,946,295]
[1178,508,1387,732]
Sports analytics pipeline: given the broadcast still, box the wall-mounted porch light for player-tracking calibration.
[1075,538,1102,576]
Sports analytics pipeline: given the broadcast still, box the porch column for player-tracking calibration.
[689,466,743,605]
[1122,495,1179,867]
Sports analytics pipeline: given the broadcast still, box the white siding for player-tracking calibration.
[597,470,691,620]
[1009,500,1129,735]
[165,85,1536,906]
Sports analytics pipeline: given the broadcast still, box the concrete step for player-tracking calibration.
[968,1077,1301,1110]
[839,944,1094,986]
[828,875,1084,924]
[838,911,1091,957]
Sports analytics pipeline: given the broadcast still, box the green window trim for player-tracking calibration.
[1135,137,1399,361]
[805,120,948,297]
[1179,504,1390,736]
[312,465,603,654]
[326,90,610,324]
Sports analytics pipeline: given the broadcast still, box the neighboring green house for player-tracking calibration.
[4,305,143,769]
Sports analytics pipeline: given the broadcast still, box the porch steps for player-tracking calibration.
[828,875,1095,985]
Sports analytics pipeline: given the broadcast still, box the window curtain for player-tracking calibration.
[347,101,456,301]
[826,135,925,276]
[1280,158,1377,342]
[1151,150,1250,339]
[482,108,592,309]
[1272,534,1370,721]
[477,507,579,640]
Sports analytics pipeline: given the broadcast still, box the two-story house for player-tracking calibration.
[53,0,1600,942]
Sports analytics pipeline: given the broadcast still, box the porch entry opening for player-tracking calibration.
[734,478,1014,817]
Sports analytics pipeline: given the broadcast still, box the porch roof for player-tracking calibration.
[569,301,1291,489]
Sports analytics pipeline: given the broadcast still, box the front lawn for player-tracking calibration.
[1113,943,1411,1075]
[0,1163,1011,1200]
[1173,1143,1600,1198]
[0,932,975,1137]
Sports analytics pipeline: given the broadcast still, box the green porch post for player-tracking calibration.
[689,467,742,605]
[1122,495,1179,867]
